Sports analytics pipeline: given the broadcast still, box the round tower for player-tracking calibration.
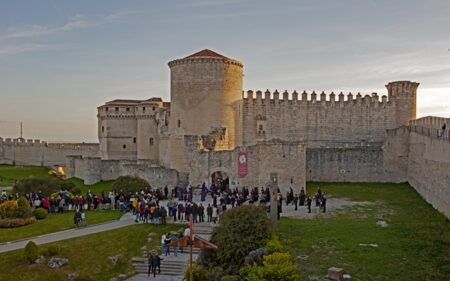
[168,49,243,173]
[386,81,420,128]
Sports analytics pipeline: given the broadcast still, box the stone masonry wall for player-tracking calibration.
[0,138,99,166]
[306,145,403,183]
[242,90,397,147]
[184,136,306,193]
[67,156,178,188]
[405,118,450,218]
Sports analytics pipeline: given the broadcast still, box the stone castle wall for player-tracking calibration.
[66,156,178,187]
[183,136,306,193]
[241,90,396,147]
[404,117,450,218]
[0,138,99,167]
[306,145,404,183]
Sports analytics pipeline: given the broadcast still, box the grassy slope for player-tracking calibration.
[0,224,180,281]
[0,210,123,243]
[0,164,113,194]
[0,165,55,186]
[278,182,450,281]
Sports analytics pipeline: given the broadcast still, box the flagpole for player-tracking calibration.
[189,214,193,281]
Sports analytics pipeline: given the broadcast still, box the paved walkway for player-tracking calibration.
[0,212,135,253]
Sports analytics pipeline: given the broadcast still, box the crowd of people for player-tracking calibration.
[1,176,329,229]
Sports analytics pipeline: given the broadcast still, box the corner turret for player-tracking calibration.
[386,81,419,128]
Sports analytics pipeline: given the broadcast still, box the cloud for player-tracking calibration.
[0,10,138,57]
[2,14,92,39]
[1,10,138,41]
[0,43,56,56]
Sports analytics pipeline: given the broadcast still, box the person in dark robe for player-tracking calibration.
[293,194,299,211]
[321,194,327,213]
[307,196,312,213]
[299,188,305,206]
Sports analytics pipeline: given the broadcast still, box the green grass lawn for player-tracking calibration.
[278,182,450,281]
[0,210,123,243]
[0,224,180,281]
[0,164,114,194]
[0,164,56,186]
[64,177,114,195]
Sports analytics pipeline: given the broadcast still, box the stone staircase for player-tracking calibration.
[130,222,214,279]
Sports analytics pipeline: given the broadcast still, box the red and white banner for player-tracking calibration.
[238,151,248,177]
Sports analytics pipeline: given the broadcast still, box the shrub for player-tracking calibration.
[246,252,299,281]
[265,235,282,254]
[0,200,18,219]
[24,241,39,263]
[17,196,32,218]
[183,263,206,281]
[221,275,240,281]
[60,182,82,195]
[45,245,60,256]
[112,176,150,193]
[0,216,36,228]
[33,207,48,220]
[211,205,271,273]
[13,178,61,197]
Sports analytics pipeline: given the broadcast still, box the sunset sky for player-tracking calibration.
[1,0,449,142]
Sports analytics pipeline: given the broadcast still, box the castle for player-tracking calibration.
[1,49,449,218]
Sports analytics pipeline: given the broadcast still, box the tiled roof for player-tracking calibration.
[185,49,228,59]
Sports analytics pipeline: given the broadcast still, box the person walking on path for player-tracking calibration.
[152,253,163,277]
[294,194,298,211]
[307,196,312,213]
[206,204,213,222]
[321,194,327,213]
[147,252,154,277]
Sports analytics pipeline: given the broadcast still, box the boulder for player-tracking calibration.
[67,272,79,280]
[34,255,46,264]
[327,267,344,281]
[108,255,123,265]
[376,220,389,228]
[47,257,69,269]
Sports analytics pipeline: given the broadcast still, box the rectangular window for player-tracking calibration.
[149,138,154,145]
[102,126,105,133]
[143,107,146,111]
[126,107,130,112]
[123,144,126,149]
[115,107,119,111]
[105,107,109,111]
[178,120,181,128]
[133,137,136,143]
[152,107,155,111]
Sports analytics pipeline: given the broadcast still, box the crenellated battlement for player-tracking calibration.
[0,137,98,150]
[242,89,392,107]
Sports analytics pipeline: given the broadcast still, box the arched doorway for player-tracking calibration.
[211,171,229,192]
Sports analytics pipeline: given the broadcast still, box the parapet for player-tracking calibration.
[242,89,391,107]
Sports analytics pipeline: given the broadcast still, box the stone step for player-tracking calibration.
[133,265,186,271]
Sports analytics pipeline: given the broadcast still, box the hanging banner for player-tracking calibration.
[238,151,248,177]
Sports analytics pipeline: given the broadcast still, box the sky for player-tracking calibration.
[0,0,449,142]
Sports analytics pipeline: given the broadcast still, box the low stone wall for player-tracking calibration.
[66,157,178,188]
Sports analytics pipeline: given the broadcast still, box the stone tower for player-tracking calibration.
[386,81,420,128]
[167,49,244,173]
